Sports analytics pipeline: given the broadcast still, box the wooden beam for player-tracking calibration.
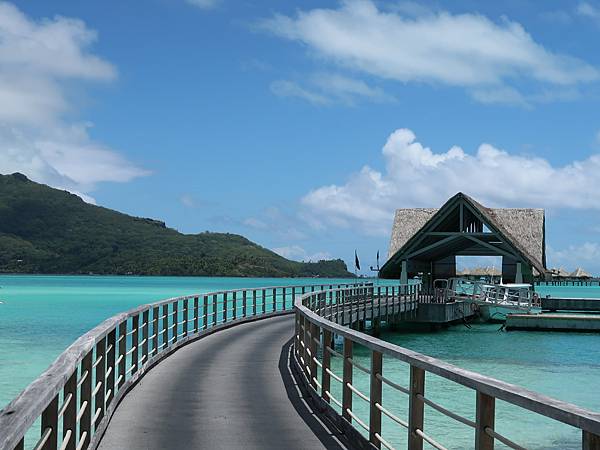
[463,235,517,259]
[406,234,462,259]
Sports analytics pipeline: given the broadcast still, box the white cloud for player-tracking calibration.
[548,243,600,275]
[271,73,392,106]
[273,245,332,262]
[577,2,600,22]
[180,194,198,208]
[0,2,147,201]
[270,80,330,105]
[302,127,600,235]
[185,0,220,10]
[261,1,598,103]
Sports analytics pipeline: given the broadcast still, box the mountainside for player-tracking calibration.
[0,173,353,277]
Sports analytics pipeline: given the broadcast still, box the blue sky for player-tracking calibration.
[3,0,600,274]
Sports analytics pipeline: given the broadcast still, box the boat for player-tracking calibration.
[434,278,541,322]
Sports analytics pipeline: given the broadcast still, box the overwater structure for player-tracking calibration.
[380,193,548,288]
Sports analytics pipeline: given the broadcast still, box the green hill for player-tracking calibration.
[0,173,353,277]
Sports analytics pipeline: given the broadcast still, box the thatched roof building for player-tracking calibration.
[570,267,591,278]
[380,193,548,286]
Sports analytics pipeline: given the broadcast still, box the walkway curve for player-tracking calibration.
[97,315,346,450]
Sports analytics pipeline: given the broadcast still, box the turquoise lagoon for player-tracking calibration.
[1,275,600,449]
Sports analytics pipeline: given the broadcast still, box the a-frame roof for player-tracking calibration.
[381,193,546,278]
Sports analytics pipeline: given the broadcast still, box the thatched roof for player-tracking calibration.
[550,267,571,278]
[386,193,546,275]
[458,266,502,276]
[388,208,437,259]
[570,267,592,278]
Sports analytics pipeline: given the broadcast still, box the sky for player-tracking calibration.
[2,0,600,274]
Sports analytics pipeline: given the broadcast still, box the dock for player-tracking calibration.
[506,313,600,332]
[542,297,600,312]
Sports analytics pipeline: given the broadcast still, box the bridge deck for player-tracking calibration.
[98,315,345,450]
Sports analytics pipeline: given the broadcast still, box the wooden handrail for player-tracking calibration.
[294,285,600,449]
[0,282,368,450]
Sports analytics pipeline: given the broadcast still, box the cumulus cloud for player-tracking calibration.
[261,0,598,103]
[273,245,332,262]
[302,127,600,235]
[0,2,147,201]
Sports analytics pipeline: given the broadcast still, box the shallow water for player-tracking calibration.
[1,276,599,449]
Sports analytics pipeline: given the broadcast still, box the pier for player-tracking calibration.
[2,283,600,450]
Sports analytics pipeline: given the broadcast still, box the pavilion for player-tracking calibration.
[379,193,548,289]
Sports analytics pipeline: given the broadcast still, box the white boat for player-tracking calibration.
[435,278,541,322]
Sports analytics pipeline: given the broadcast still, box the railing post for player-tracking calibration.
[79,351,92,449]
[193,297,199,333]
[63,370,77,450]
[131,314,139,371]
[342,338,353,422]
[41,394,58,450]
[475,392,495,450]
[283,287,287,310]
[309,322,319,390]
[322,329,332,403]
[223,292,228,323]
[212,294,218,326]
[262,289,266,315]
[291,287,296,311]
[370,350,383,448]
[183,298,189,337]
[408,365,425,450]
[302,316,310,378]
[242,291,247,318]
[94,337,106,427]
[118,321,126,388]
[203,295,209,329]
[232,291,237,320]
[583,431,600,450]
[161,304,168,349]
[252,290,257,316]
[172,302,178,344]
[152,307,159,356]
[272,288,277,311]
[142,310,149,363]
[81,348,92,448]
[106,329,116,405]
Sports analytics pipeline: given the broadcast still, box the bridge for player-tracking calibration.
[1,283,600,450]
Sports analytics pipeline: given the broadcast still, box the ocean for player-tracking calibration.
[1,275,599,449]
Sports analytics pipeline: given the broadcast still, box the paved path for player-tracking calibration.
[98,315,346,450]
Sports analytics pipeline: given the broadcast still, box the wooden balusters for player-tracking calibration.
[223,293,228,324]
[193,297,199,333]
[106,329,116,406]
[232,292,237,320]
[142,310,149,363]
[203,295,209,330]
[242,291,247,318]
[212,294,218,327]
[131,315,139,372]
[152,307,159,356]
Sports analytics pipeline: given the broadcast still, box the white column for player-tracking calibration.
[400,260,408,293]
[515,262,523,284]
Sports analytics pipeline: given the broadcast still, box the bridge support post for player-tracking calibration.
[475,392,495,450]
[408,365,425,450]
[342,338,353,422]
[369,350,383,448]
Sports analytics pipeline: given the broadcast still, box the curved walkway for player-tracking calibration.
[98,315,346,450]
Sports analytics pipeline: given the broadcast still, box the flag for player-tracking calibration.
[354,250,361,271]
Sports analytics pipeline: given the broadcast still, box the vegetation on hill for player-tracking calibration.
[0,173,353,277]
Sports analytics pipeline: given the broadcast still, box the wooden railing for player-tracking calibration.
[294,285,600,450]
[0,282,367,450]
